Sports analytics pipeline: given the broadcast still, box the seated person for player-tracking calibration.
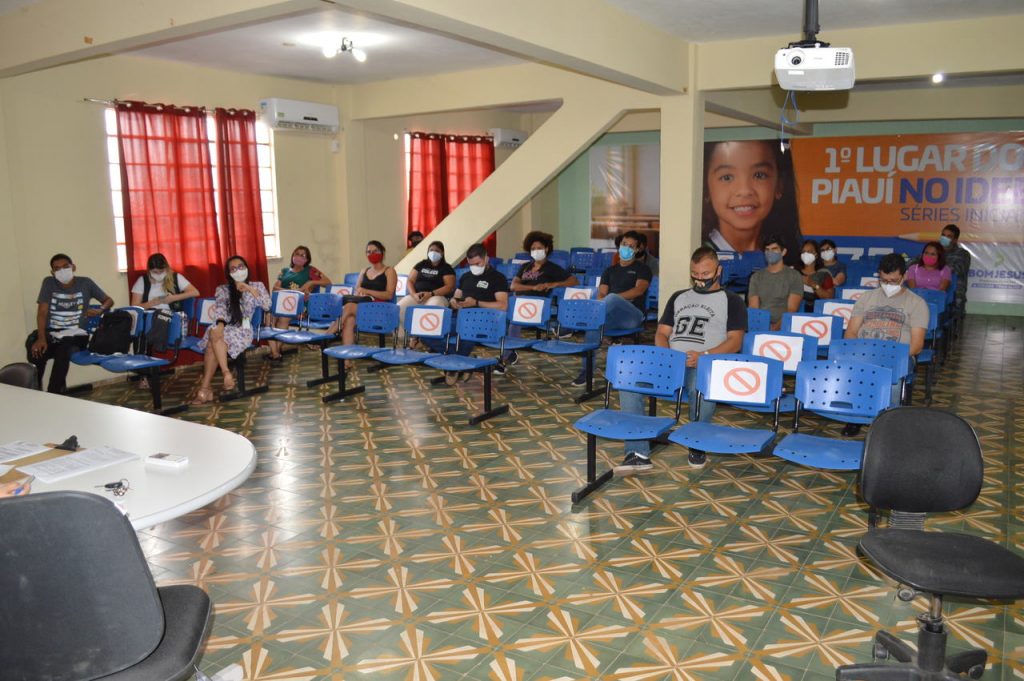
[906,241,951,292]
[844,253,929,434]
[397,240,456,339]
[819,239,847,288]
[615,247,745,474]
[129,252,200,312]
[503,230,577,373]
[425,243,508,384]
[339,241,397,347]
[191,256,271,404]
[572,230,652,386]
[267,245,332,360]
[407,230,425,250]
[748,234,802,330]
[29,253,114,394]
[794,239,835,311]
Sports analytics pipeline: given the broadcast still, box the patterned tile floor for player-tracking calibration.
[85,315,1024,680]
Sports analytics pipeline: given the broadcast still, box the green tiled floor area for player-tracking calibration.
[86,315,1023,680]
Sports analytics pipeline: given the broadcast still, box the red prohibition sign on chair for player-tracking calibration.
[723,366,761,397]
[281,295,298,313]
[801,319,829,339]
[759,339,793,363]
[418,311,441,332]
[570,290,589,300]
[518,301,539,321]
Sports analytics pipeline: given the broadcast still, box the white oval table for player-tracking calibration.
[0,384,256,529]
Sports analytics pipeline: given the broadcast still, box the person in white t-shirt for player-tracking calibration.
[129,253,200,312]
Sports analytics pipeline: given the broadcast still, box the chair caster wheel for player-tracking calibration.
[872,642,890,660]
[897,586,916,601]
[968,664,984,679]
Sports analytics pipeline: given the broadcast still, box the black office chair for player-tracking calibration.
[836,407,1024,680]
[0,491,211,681]
[0,362,39,389]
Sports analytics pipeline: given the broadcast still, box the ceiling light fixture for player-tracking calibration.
[931,72,944,84]
[321,37,367,62]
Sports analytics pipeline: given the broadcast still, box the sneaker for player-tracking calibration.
[506,350,519,366]
[557,329,575,339]
[841,423,862,437]
[493,363,507,376]
[687,451,707,468]
[614,452,654,475]
[571,370,588,387]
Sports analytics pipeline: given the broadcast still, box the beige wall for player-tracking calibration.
[0,54,342,374]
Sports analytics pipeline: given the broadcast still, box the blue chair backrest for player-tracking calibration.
[356,302,400,335]
[304,292,343,325]
[836,287,870,302]
[646,277,659,310]
[343,272,360,286]
[924,301,940,335]
[557,286,598,301]
[404,305,452,340]
[697,353,784,407]
[328,283,354,296]
[570,250,597,271]
[743,331,818,374]
[513,252,530,261]
[912,288,946,312]
[556,298,606,332]
[270,290,305,319]
[794,360,894,416]
[813,298,856,331]
[454,267,469,283]
[497,262,520,281]
[249,308,265,346]
[508,296,552,329]
[828,338,911,384]
[583,275,601,288]
[746,307,771,333]
[605,344,687,399]
[781,312,843,347]
[549,250,570,269]
[192,298,217,330]
[456,307,506,345]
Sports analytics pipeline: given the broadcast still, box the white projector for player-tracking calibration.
[775,45,855,91]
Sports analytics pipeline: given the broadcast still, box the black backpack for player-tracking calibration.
[145,310,176,353]
[88,311,134,355]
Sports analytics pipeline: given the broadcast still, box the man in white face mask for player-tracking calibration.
[29,253,114,393]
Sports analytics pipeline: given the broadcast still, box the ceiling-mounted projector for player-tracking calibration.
[774,0,855,91]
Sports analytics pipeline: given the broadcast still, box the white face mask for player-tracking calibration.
[54,267,74,284]
[150,270,167,282]
[469,264,485,276]
[427,250,442,264]
[531,249,547,261]
[820,249,835,261]
[881,282,902,297]
[800,252,816,265]
[230,268,248,282]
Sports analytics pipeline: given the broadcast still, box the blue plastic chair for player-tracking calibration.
[100,310,189,415]
[781,312,843,357]
[274,293,344,388]
[496,262,520,281]
[741,331,819,412]
[343,272,360,286]
[569,250,597,273]
[532,299,606,403]
[645,277,659,322]
[182,306,271,402]
[668,354,785,458]
[746,307,771,333]
[258,290,305,341]
[481,296,551,353]
[423,308,509,425]
[772,360,894,470]
[829,338,911,406]
[549,250,570,270]
[321,302,400,403]
[374,306,452,367]
[70,306,145,368]
[571,345,687,503]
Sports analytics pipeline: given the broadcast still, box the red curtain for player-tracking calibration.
[214,108,268,286]
[407,133,496,256]
[116,101,223,296]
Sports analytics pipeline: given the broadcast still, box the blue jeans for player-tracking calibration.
[423,337,474,357]
[581,294,645,372]
[620,367,712,457]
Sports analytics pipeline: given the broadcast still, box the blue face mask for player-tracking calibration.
[764,250,783,265]
[939,235,952,248]
[619,245,635,261]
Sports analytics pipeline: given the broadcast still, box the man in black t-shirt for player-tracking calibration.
[572,231,652,386]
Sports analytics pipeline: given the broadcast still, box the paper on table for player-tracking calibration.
[18,445,139,484]
[0,441,50,463]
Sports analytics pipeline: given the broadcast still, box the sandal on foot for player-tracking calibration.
[189,387,214,405]
[222,375,237,392]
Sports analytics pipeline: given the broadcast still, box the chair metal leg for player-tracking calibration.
[430,374,447,385]
[150,370,187,416]
[468,366,508,425]
[834,663,921,679]
[571,433,613,504]
[924,364,934,406]
[307,344,341,387]
[945,648,986,676]
[575,350,603,404]
[875,630,915,663]
[322,359,365,403]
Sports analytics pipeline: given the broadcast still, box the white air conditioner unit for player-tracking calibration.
[489,128,528,148]
[258,98,340,134]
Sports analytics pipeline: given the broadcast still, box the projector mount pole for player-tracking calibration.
[790,0,830,48]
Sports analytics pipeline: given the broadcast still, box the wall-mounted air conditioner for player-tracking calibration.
[489,128,528,148]
[258,98,340,134]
